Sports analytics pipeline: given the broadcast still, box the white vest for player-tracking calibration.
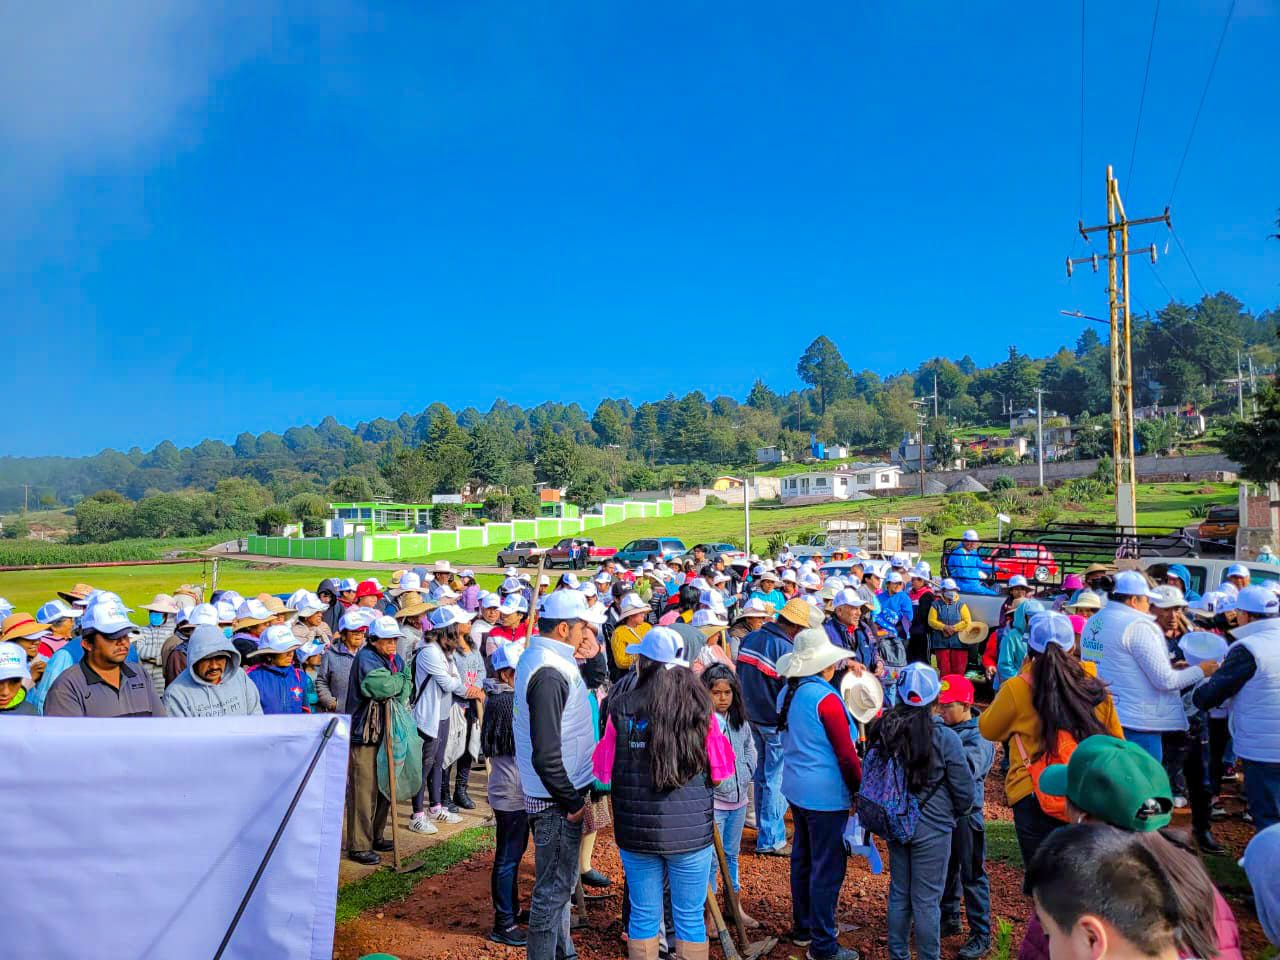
[1229,619,1280,763]
[513,635,596,800]
[1094,601,1191,732]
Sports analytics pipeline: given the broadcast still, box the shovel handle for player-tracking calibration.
[713,822,749,945]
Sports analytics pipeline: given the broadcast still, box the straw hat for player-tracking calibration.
[778,597,813,628]
[140,594,180,615]
[1,613,47,643]
[1066,590,1103,612]
[57,582,95,606]
[394,596,434,620]
[173,584,203,603]
[1082,563,1116,578]
[840,671,885,724]
[957,622,990,645]
[256,594,298,621]
[776,628,847,678]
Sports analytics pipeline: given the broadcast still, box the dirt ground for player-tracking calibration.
[335,751,1267,960]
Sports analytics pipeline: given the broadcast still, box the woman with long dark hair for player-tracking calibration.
[979,611,1123,865]
[866,664,976,960]
[592,627,735,960]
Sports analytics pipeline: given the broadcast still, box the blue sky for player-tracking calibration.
[3,1,1278,457]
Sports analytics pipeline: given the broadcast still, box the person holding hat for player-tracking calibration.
[980,611,1124,866]
[864,663,975,960]
[244,624,310,714]
[775,628,863,960]
[163,624,264,717]
[936,676,995,960]
[824,589,879,687]
[0,641,37,715]
[946,531,996,596]
[928,579,973,680]
[1083,571,1217,763]
[35,599,80,660]
[134,594,179,696]
[44,595,165,718]
[482,643,531,946]
[737,596,814,856]
[345,613,413,865]
[1,612,49,687]
[592,626,735,960]
[1021,735,1241,960]
[1194,584,1280,829]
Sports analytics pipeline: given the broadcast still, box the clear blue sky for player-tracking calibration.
[3,2,1277,457]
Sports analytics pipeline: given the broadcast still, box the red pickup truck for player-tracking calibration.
[546,537,618,569]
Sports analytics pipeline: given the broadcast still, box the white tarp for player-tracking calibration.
[2,714,349,960]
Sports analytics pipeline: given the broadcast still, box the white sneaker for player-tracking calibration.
[408,815,439,835]
[431,805,462,824]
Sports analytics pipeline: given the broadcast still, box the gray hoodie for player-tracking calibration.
[163,625,264,717]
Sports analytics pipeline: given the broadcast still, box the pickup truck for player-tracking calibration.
[545,537,618,569]
[496,540,547,567]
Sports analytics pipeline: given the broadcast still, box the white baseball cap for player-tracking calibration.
[298,639,326,660]
[833,588,870,609]
[625,625,688,665]
[214,599,237,624]
[0,641,31,682]
[396,571,424,593]
[337,578,359,592]
[1028,611,1075,653]
[939,578,959,592]
[429,606,475,630]
[36,599,81,624]
[559,572,581,589]
[460,569,475,580]
[540,588,607,624]
[909,563,931,580]
[1226,563,1251,580]
[369,615,404,639]
[81,595,140,635]
[184,603,220,629]
[491,643,523,672]
[781,569,798,584]
[581,583,598,598]
[339,608,379,632]
[500,577,524,594]
[479,593,501,610]
[289,591,328,617]
[618,593,650,617]
[1238,585,1280,616]
[962,529,980,542]
[885,571,904,585]
[256,624,304,655]
[504,566,518,577]
[1150,585,1188,609]
[1112,570,1160,600]
[800,572,822,590]
[498,595,529,616]
[691,608,729,628]
[891,554,909,568]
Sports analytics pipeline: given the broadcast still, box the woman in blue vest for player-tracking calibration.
[776,628,864,960]
[928,579,973,680]
[592,627,735,960]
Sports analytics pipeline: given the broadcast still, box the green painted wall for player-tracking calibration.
[583,515,604,530]
[458,527,485,548]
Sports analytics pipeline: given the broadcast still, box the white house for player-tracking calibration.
[756,445,788,464]
[778,463,904,503]
[823,444,850,460]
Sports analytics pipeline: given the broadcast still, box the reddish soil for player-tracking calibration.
[335,750,1267,960]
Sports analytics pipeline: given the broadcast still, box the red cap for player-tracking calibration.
[938,674,975,706]
[355,579,384,599]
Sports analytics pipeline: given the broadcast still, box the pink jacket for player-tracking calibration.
[593,713,736,785]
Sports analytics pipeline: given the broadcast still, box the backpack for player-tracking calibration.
[877,631,908,670]
[1013,729,1078,822]
[857,746,930,844]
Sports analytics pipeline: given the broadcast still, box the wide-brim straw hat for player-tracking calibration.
[776,628,847,678]
[840,671,885,724]
[57,582,95,605]
[140,594,180,615]
[257,594,298,621]
[1066,590,1103,612]
[1082,563,1116,577]
[394,597,434,620]
[958,622,990,646]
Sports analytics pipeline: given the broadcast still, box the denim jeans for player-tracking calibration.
[789,805,849,959]
[619,846,714,942]
[710,805,747,892]
[413,713,451,814]
[751,724,788,852]
[1122,727,1164,763]
[888,828,951,960]
[1242,759,1280,830]
[528,807,583,960]
[491,808,530,929]
[942,819,990,940]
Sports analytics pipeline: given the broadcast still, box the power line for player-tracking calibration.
[1169,227,1212,299]
[1168,0,1236,204]
[1125,0,1161,190]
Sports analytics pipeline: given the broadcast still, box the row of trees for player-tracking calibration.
[3,292,1274,519]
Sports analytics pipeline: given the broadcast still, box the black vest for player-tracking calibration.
[608,690,714,855]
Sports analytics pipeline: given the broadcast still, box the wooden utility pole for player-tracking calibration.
[1067,165,1168,529]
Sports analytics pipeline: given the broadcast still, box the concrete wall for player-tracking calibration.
[937,453,1239,489]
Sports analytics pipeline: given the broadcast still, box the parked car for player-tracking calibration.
[678,542,746,564]
[496,540,546,567]
[545,537,619,569]
[614,537,688,567]
[982,543,1059,583]
[1198,505,1240,545]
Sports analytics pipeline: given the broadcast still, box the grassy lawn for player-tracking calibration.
[0,559,508,613]
[1059,482,1234,529]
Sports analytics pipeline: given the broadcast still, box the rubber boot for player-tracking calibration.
[673,941,709,960]
[627,937,661,960]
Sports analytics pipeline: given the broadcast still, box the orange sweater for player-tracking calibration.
[978,670,1124,805]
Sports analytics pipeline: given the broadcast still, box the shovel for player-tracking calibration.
[710,824,778,960]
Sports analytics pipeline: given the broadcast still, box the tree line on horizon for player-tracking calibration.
[1,292,1275,528]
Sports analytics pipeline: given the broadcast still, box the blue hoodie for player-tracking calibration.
[1165,563,1201,602]
[247,661,311,715]
[939,714,994,827]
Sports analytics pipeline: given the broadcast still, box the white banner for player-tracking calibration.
[2,714,349,960]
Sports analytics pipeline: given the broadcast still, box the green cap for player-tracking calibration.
[1038,735,1173,832]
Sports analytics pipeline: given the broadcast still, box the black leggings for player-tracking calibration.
[1012,794,1063,877]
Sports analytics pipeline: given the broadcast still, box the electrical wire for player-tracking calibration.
[1168,0,1236,205]
[1169,227,1212,299]
[1125,0,1161,191]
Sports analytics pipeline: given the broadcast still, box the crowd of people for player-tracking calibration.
[3,540,1280,960]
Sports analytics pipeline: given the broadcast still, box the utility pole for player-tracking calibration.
[1248,353,1257,415]
[932,373,939,419]
[1237,352,1245,418]
[1067,164,1167,529]
[22,483,30,514]
[911,399,927,497]
[1035,388,1046,488]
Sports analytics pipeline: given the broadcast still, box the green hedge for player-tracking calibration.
[0,531,247,567]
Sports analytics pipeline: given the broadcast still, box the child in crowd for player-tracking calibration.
[936,676,995,960]
[701,664,759,926]
[481,644,529,947]
[0,642,36,715]
[297,640,324,711]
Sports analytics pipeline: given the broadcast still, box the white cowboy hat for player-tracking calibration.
[776,628,847,678]
[840,671,885,724]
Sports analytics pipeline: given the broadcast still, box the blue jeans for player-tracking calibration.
[491,808,529,929]
[752,724,788,852]
[1123,728,1164,763]
[790,806,849,959]
[888,829,951,960]
[528,807,583,960]
[942,819,990,940]
[1242,759,1280,830]
[710,805,747,892]
[619,846,715,942]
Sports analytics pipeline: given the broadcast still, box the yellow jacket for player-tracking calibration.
[927,602,972,633]
[611,621,650,673]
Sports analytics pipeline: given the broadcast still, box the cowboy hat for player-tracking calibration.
[1082,562,1116,578]
[776,628,847,678]
[431,560,455,574]
[957,622,990,645]
[840,670,885,724]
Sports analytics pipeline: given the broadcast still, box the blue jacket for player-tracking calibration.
[824,618,877,670]
[947,546,995,587]
[875,589,913,637]
[247,663,311,715]
[941,715,994,827]
[1165,564,1201,602]
[736,621,794,728]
